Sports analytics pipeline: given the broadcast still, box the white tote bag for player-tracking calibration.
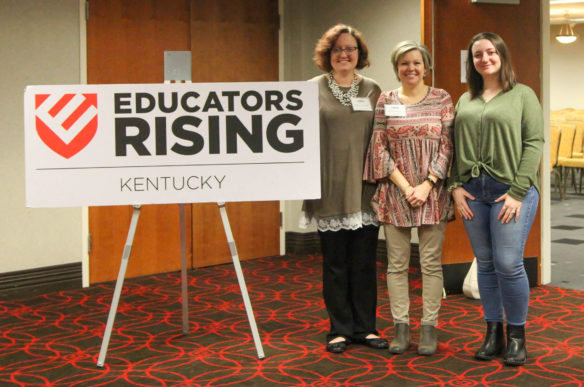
[462,258,481,299]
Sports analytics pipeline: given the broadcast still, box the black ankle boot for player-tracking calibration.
[504,324,527,366]
[475,322,505,360]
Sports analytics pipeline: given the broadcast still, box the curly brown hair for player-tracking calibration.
[313,23,370,73]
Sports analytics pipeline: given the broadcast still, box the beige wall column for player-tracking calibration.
[0,0,83,273]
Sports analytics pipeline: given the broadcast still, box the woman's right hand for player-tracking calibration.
[452,187,475,220]
[406,183,432,207]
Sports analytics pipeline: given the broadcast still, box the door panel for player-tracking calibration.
[193,202,280,267]
[89,205,191,283]
[87,0,192,284]
[190,0,281,267]
[87,0,191,84]
[422,0,541,268]
[87,0,280,283]
[190,0,279,82]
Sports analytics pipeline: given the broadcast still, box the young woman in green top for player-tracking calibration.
[449,32,544,366]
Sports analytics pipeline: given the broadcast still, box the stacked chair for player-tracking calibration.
[550,124,561,197]
[551,109,584,199]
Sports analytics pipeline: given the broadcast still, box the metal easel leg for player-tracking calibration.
[179,203,189,334]
[97,205,141,368]
[217,202,265,360]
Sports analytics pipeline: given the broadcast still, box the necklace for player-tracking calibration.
[328,72,359,106]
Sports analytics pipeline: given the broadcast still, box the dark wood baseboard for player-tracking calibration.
[286,231,321,256]
[442,257,538,294]
[285,231,420,265]
[0,262,82,298]
[285,231,538,295]
[0,237,539,298]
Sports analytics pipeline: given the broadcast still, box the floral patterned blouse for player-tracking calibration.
[363,87,454,227]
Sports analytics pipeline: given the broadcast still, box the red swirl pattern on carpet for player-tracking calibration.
[0,254,583,386]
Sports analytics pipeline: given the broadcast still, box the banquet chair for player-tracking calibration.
[556,123,577,199]
[550,125,561,197]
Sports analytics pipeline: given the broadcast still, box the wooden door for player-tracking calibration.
[87,0,280,283]
[189,0,280,267]
[422,0,542,267]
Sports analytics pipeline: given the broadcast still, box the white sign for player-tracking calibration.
[24,82,320,208]
[461,50,468,83]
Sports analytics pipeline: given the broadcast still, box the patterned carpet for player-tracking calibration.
[0,254,583,386]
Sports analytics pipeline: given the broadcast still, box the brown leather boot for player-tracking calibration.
[389,323,410,354]
[418,325,438,356]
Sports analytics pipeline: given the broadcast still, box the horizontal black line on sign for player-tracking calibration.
[36,161,305,171]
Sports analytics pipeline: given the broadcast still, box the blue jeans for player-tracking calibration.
[462,174,539,326]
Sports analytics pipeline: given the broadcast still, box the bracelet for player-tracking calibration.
[424,177,436,186]
[447,182,463,192]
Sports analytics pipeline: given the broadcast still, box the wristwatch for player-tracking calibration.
[424,177,436,186]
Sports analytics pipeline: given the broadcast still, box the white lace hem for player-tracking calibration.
[299,210,379,232]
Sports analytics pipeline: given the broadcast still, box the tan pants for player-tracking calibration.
[384,222,446,327]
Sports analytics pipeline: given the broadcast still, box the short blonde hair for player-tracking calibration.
[390,41,432,81]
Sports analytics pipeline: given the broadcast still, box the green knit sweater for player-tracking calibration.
[448,83,544,201]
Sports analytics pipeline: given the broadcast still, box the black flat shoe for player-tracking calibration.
[326,339,347,353]
[354,337,389,349]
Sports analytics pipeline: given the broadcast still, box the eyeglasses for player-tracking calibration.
[331,46,358,55]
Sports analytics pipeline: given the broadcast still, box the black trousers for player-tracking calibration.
[319,225,380,342]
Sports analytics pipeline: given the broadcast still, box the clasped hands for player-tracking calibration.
[404,182,432,208]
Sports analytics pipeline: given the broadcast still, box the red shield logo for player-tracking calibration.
[35,93,98,159]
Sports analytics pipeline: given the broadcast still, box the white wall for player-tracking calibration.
[550,24,584,110]
[0,0,83,273]
[281,0,421,233]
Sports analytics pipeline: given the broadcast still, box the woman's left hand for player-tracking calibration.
[406,182,432,207]
[495,193,522,223]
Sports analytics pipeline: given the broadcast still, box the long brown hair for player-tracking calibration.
[313,23,370,73]
[466,32,516,99]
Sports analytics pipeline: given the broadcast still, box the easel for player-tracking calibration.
[96,52,265,368]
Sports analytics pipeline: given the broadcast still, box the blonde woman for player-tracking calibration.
[365,41,453,356]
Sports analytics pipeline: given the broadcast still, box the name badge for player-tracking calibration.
[384,104,407,117]
[351,97,372,111]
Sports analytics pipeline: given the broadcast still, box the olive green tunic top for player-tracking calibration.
[448,83,544,201]
[301,74,381,231]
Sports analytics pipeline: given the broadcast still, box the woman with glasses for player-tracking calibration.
[365,41,453,356]
[449,32,543,366]
[300,23,387,354]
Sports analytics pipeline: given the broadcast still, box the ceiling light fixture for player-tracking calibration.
[556,12,579,44]
[550,1,584,5]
